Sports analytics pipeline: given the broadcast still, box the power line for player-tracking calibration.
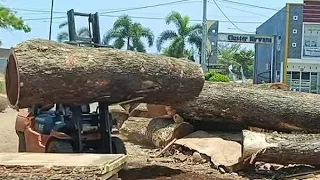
[213,2,269,18]
[9,0,200,16]
[23,16,66,21]
[11,7,65,14]
[23,14,263,24]
[99,0,196,14]
[211,0,255,33]
[216,0,280,11]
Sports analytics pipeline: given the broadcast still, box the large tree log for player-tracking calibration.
[242,130,320,166]
[172,82,320,133]
[119,117,194,147]
[6,39,204,109]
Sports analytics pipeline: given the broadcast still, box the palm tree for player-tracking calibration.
[156,11,202,58]
[56,21,90,42]
[102,15,154,52]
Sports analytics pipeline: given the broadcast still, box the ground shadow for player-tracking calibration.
[119,164,184,180]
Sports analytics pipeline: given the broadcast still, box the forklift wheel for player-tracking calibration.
[47,139,74,153]
[112,137,126,154]
[16,131,26,152]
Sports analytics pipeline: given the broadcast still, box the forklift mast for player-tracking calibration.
[63,9,113,153]
[66,9,105,47]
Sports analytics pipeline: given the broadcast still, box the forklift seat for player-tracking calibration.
[81,104,90,114]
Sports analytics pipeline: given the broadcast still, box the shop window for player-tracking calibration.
[292,72,300,79]
[302,72,310,80]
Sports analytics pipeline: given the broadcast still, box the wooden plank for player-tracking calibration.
[0,153,128,179]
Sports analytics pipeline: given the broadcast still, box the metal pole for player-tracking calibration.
[48,0,54,40]
[201,0,207,71]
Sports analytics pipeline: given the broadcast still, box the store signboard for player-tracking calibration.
[218,33,274,44]
[302,23,320,58]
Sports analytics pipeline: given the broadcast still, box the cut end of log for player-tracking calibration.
[5,50,20,108]
[241,130,276,159]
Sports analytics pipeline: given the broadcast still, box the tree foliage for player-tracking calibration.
[103,15,154,52]
[157,11,202,58]
[0,5,31,45]
[217,43,254,78]
[56,21,90,42]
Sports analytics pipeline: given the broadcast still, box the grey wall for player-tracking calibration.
[288,4,304,59]
[255,7,287,83]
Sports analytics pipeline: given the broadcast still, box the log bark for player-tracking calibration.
[6,39,204,109]
[119,117,194,147]
[172,82,320,133]
[241,130,320,166]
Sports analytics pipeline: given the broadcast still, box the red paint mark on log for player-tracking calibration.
[65,55,76,66]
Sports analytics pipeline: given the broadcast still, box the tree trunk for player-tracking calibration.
[241,130,320,166]
[119,117,194,147]
[171,82,320,133]
[6,39,204,109]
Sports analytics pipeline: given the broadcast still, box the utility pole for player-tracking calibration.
[48,0,54,40]
[201,0,207,71]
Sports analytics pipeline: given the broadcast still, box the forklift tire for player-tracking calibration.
[16,131,26,152]
[112,137,126,154]
[46,139,74,153]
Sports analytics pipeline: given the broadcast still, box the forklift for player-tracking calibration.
[15,9,126,154]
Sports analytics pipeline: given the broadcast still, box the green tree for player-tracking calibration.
[217,43,254,78]
[0,5,31,45]
[233,49,254,78]
[56,21,90,42]
[156,11,202,58]
[102,15,154,52]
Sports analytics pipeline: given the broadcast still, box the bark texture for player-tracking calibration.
[119,117,194,147]
[242,130,320,166]
[6,39,204,109]
[172,82,320,133]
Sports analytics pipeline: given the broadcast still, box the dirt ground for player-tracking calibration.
[0,108,18,153]
[2,107,317,180]
[0,107,251,180]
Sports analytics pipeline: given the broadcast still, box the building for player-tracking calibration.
[0,48,10,73]
[255,0,320,94]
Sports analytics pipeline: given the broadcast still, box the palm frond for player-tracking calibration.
[187,33,202,50]
[156,30,178,51]
[113,15,132,34]
[113,38,125,49]
[59,21,68,29]
[102,29,124,45]
[165,11,186,36]
[57,31,69,42]
[187,24,202,35]
[132,38,146,52]
[77,27,90,38]
[166,37,184,58]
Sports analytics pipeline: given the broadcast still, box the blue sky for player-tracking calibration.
[0,0,302,53]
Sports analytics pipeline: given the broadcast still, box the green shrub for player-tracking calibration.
[205,71,231,82]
